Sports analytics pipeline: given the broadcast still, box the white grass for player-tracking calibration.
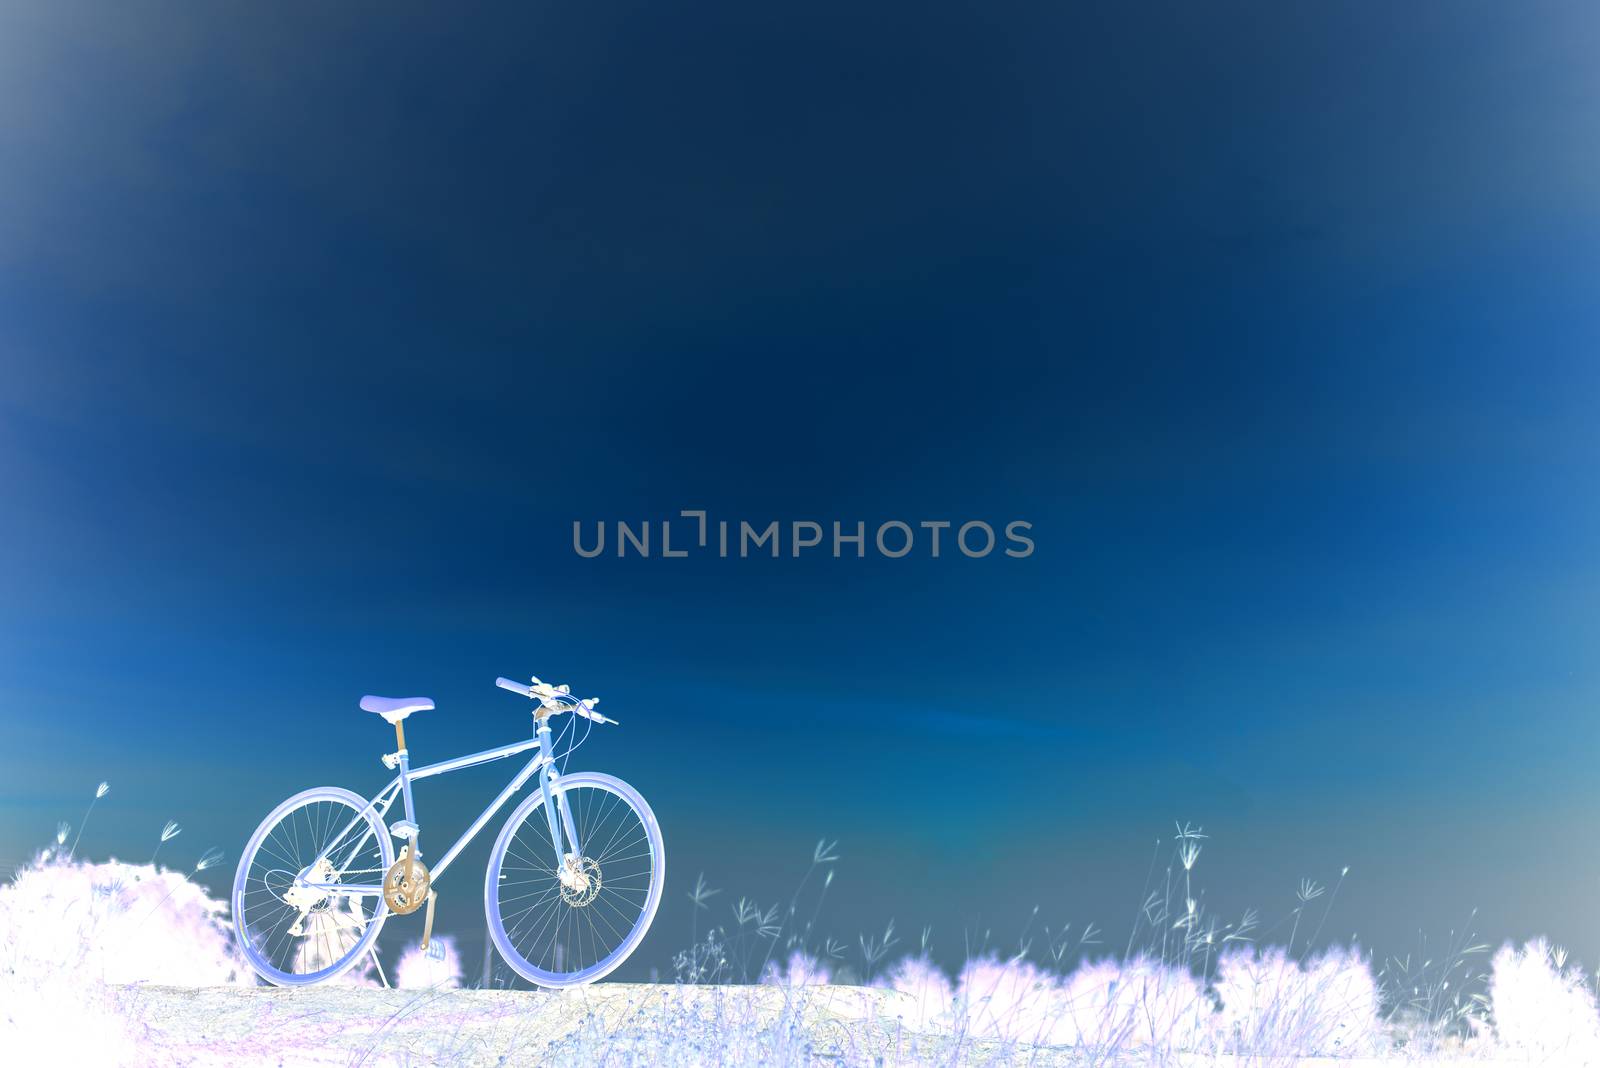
[7,815,1600,1065]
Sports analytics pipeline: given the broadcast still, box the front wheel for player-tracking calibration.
[484,771,664,988]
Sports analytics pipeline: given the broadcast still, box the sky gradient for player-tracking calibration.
[3,2,1599,979]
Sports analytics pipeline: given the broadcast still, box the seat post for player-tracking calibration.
[394,719,407,753]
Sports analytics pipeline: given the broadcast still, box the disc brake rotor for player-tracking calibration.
[559,855,602,907]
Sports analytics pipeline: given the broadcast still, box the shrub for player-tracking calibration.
[395,934,464,989]
[877,955,954,1031]
[0,850,249,1063]
[955,955,1064,1044]
[761,948,832,987]
[1212,944,1382,1057]
[1488,938,1600,1061]
[0,852,247,986]
[1057,954,1212,1051]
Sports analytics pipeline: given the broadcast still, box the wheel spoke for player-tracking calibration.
[237,792,391,985]
[489,777,660,986]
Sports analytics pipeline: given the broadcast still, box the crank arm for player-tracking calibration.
[420,889,438,952]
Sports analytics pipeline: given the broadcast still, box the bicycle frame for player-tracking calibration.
[298,716,581,896]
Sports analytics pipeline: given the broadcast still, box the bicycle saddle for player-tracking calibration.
[360,695,434,724]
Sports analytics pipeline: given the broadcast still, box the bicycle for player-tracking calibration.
[232,674,665,988]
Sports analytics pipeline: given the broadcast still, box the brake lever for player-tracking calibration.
[576,700,617,725]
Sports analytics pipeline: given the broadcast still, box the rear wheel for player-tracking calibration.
[484,772,664,987]
[233,787,392,986]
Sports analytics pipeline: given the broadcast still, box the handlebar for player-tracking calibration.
[496,675,616,724]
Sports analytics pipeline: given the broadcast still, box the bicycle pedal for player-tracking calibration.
[425,940,446,962]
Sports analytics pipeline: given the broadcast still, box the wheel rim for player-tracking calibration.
[487,774,663,986]
[234,789,392,985]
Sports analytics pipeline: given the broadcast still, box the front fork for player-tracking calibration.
[535,718,584,871]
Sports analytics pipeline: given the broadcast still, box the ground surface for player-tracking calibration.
[126,982,927,1066]
[120,983,1523,1067]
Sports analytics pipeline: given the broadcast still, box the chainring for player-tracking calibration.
[383,851,432,915]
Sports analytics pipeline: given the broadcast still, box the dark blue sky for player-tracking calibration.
[3,2,1599,978]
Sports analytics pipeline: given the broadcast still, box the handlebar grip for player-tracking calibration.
[496,677,533,697]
